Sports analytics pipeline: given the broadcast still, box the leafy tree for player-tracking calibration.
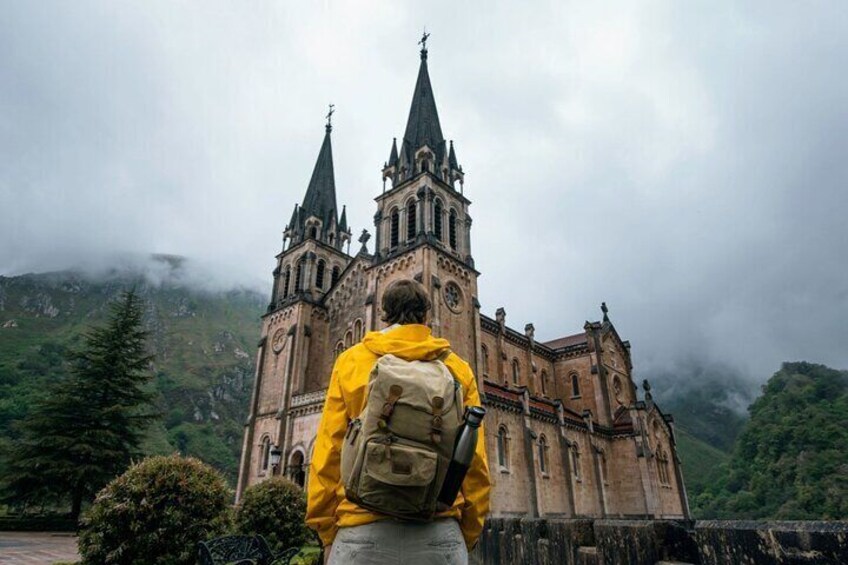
[695,362,848,519]
[2,290,157,519]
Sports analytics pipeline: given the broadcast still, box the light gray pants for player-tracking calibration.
[328,518,468,565]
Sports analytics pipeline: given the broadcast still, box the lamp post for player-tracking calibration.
[270,445,282,475]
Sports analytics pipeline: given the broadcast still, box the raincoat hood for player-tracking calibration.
[361,324,451,361]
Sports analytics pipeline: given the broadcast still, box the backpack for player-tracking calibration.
[340,352,464,521]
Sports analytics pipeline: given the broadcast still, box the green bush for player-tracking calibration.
[78,454,232,564]
[235,476,317,553]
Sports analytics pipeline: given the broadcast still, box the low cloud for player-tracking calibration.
[2,1,846,383]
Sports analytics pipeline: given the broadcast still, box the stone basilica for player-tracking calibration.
[237,41,689,520]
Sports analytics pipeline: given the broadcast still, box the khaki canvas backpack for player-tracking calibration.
[340,352,464,521]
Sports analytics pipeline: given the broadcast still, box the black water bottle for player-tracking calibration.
[437,406,486,509]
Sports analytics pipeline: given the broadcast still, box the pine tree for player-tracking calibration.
[2,290,157,520]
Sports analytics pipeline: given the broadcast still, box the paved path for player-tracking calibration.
[0,532,79,564]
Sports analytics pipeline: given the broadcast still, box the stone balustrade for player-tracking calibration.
[471,518,848,565]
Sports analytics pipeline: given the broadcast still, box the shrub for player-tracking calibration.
[235,476,317,553]
[78,454,232,564]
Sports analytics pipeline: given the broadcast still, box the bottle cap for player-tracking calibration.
[465,406,486,427]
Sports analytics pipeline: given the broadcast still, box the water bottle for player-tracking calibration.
[437,406,486,509]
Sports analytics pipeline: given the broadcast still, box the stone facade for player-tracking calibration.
[236,42,689,521]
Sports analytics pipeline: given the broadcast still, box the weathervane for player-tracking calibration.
[325,103,335,132]
[419,28,430,59]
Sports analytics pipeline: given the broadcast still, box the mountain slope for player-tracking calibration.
[0,262,267,484]
[674,427,729,504]
[695,361,848,519]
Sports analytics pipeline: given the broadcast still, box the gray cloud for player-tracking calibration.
[2,1,847,382]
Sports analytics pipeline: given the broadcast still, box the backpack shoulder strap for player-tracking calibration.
[435,349,461,386]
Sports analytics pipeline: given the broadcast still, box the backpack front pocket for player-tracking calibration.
[358,441,438,516]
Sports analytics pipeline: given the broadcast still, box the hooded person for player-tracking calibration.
[306,279,490,565]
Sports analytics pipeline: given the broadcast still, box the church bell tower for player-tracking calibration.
[371,34,481,374]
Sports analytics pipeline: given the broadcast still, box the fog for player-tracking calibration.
[2,1,847,384]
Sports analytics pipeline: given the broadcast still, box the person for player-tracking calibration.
[307,279,490,564]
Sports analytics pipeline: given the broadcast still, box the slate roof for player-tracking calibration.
[388,137,399,167]
[448,140,459,170]
[400,50,447,167]
[339,205,348,232]
[300,126,338,227]
[542,332,588,349]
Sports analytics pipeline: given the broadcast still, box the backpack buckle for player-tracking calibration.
[378,384,404,430]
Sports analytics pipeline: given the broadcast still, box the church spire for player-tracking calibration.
[300,117,337,226]
[379,33,463,190]
[400,32,445,169]
[388,137,399,167]
[284,109,351,252]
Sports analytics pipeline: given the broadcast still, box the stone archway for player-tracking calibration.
[288,451,305,488]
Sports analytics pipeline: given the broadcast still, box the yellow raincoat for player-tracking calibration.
[306,324,490,549]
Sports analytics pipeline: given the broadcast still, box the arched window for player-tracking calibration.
[335,341,344,358]
[328,233,334,246]
[407,200,417,241]
[497,426,510,469]
[331,266,340,287]
[309,226,318,239]
[481,345,490,376]
[434,200,443,241]
[260,436,271,473]
[572,444,582,480]
[571,373,581,398]
[390,208,399,249]
[541,370,549,397]
[344,330,353,349]
[512,359,520,386]
[295,259,304,291]
[354,319,363,342]
[315,260,325,290]
[538,435,548,474]
[289,451,305,488]
[282,266,291,299]
[449,209,458,250]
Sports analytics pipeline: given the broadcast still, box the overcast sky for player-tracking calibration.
[2,1,847,383]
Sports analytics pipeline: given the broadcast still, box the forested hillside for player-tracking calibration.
[693,362,848,519]
[3,265,845,519]
[650,367,754,515]
[0,260,266,485]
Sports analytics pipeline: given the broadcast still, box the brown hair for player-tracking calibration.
[381,279,431,325]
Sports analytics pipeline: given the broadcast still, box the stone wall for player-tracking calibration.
[472,518,848,565]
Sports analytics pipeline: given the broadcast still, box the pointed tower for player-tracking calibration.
[268,120,354,313]
[238,116,357,500]
[284,122,351,252]
[371,35,479,365]
[381,43,464,192]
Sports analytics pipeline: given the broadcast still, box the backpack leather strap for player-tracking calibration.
[378,384,403,430]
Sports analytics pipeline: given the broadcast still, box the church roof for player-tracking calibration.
[400,48,447,165]
[300,125,338,226]
[542,332,588,349]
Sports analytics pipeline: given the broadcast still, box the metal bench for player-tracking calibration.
[197,534,301,565]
